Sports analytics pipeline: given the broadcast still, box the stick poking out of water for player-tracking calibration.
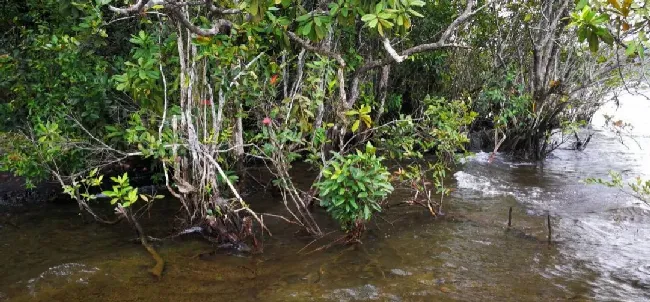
[507,207,512,228]
[547,214,552,244]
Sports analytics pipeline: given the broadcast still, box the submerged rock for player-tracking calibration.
[328,284,381,301]
[25,263,99,297]
[389,268,412,276]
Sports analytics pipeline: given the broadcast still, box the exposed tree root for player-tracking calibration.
[133,219,165,279]
[144,243,165,279]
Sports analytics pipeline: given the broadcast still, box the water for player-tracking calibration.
[1,96,650,301]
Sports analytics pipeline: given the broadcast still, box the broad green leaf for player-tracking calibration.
[410,0,426,6]
[378,12,393,19]
[351,120,360,132]
[368,18,379,28]
[379,18,393,29]
[588,32,599,52]
[315,24,326,40]
[296,14,311,22]
[361,14,377,22]
[408,9,424,18]
[301,21,313,36]
[350,199,358,209]
[599,30,614,45]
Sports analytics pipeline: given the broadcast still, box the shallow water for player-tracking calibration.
[2,98,650,301]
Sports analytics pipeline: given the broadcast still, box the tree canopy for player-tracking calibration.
[0,0,642,257]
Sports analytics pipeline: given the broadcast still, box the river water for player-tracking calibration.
[1,95,649,301]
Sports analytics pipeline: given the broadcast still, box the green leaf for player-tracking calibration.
[576,0,588,10]
[361,14,377,22]
[301,21,313,36]
[408,9,424,18]
[128,189,138,203]
[375,3,383,14]
[296,14,311,22]
[315,23,326,40]
[363,205,371,220]
[599,30,614,45]
[410,0,425,6]
[378,12,393,20]
[351,120,360,132]
[329,3,339,15]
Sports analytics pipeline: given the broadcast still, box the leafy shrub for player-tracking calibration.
[316,143,393,231]
[374,96,475,215]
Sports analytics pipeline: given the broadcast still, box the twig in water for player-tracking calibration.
[547,214,552,244]
[304,235,348,255]
[508,206,512,228]
[297,230,337,254]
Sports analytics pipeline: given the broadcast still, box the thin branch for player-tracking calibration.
[108,0,149,14]
[171,9,232,36]
[286,31,345,66]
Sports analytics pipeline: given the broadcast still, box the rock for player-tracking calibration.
[389,268,412,276]
[26,263,100,297]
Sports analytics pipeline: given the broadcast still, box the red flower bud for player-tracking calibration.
[262,117,271,126]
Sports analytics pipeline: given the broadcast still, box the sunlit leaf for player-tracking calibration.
[351,120,360,132]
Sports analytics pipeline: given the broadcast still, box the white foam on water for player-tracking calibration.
[459,151,492,164]
[453,171,512,196]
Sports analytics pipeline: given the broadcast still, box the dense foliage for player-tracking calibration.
[316,143,392,232]
[0,0,641,252]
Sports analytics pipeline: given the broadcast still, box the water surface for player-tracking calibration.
[1,96,650,301]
